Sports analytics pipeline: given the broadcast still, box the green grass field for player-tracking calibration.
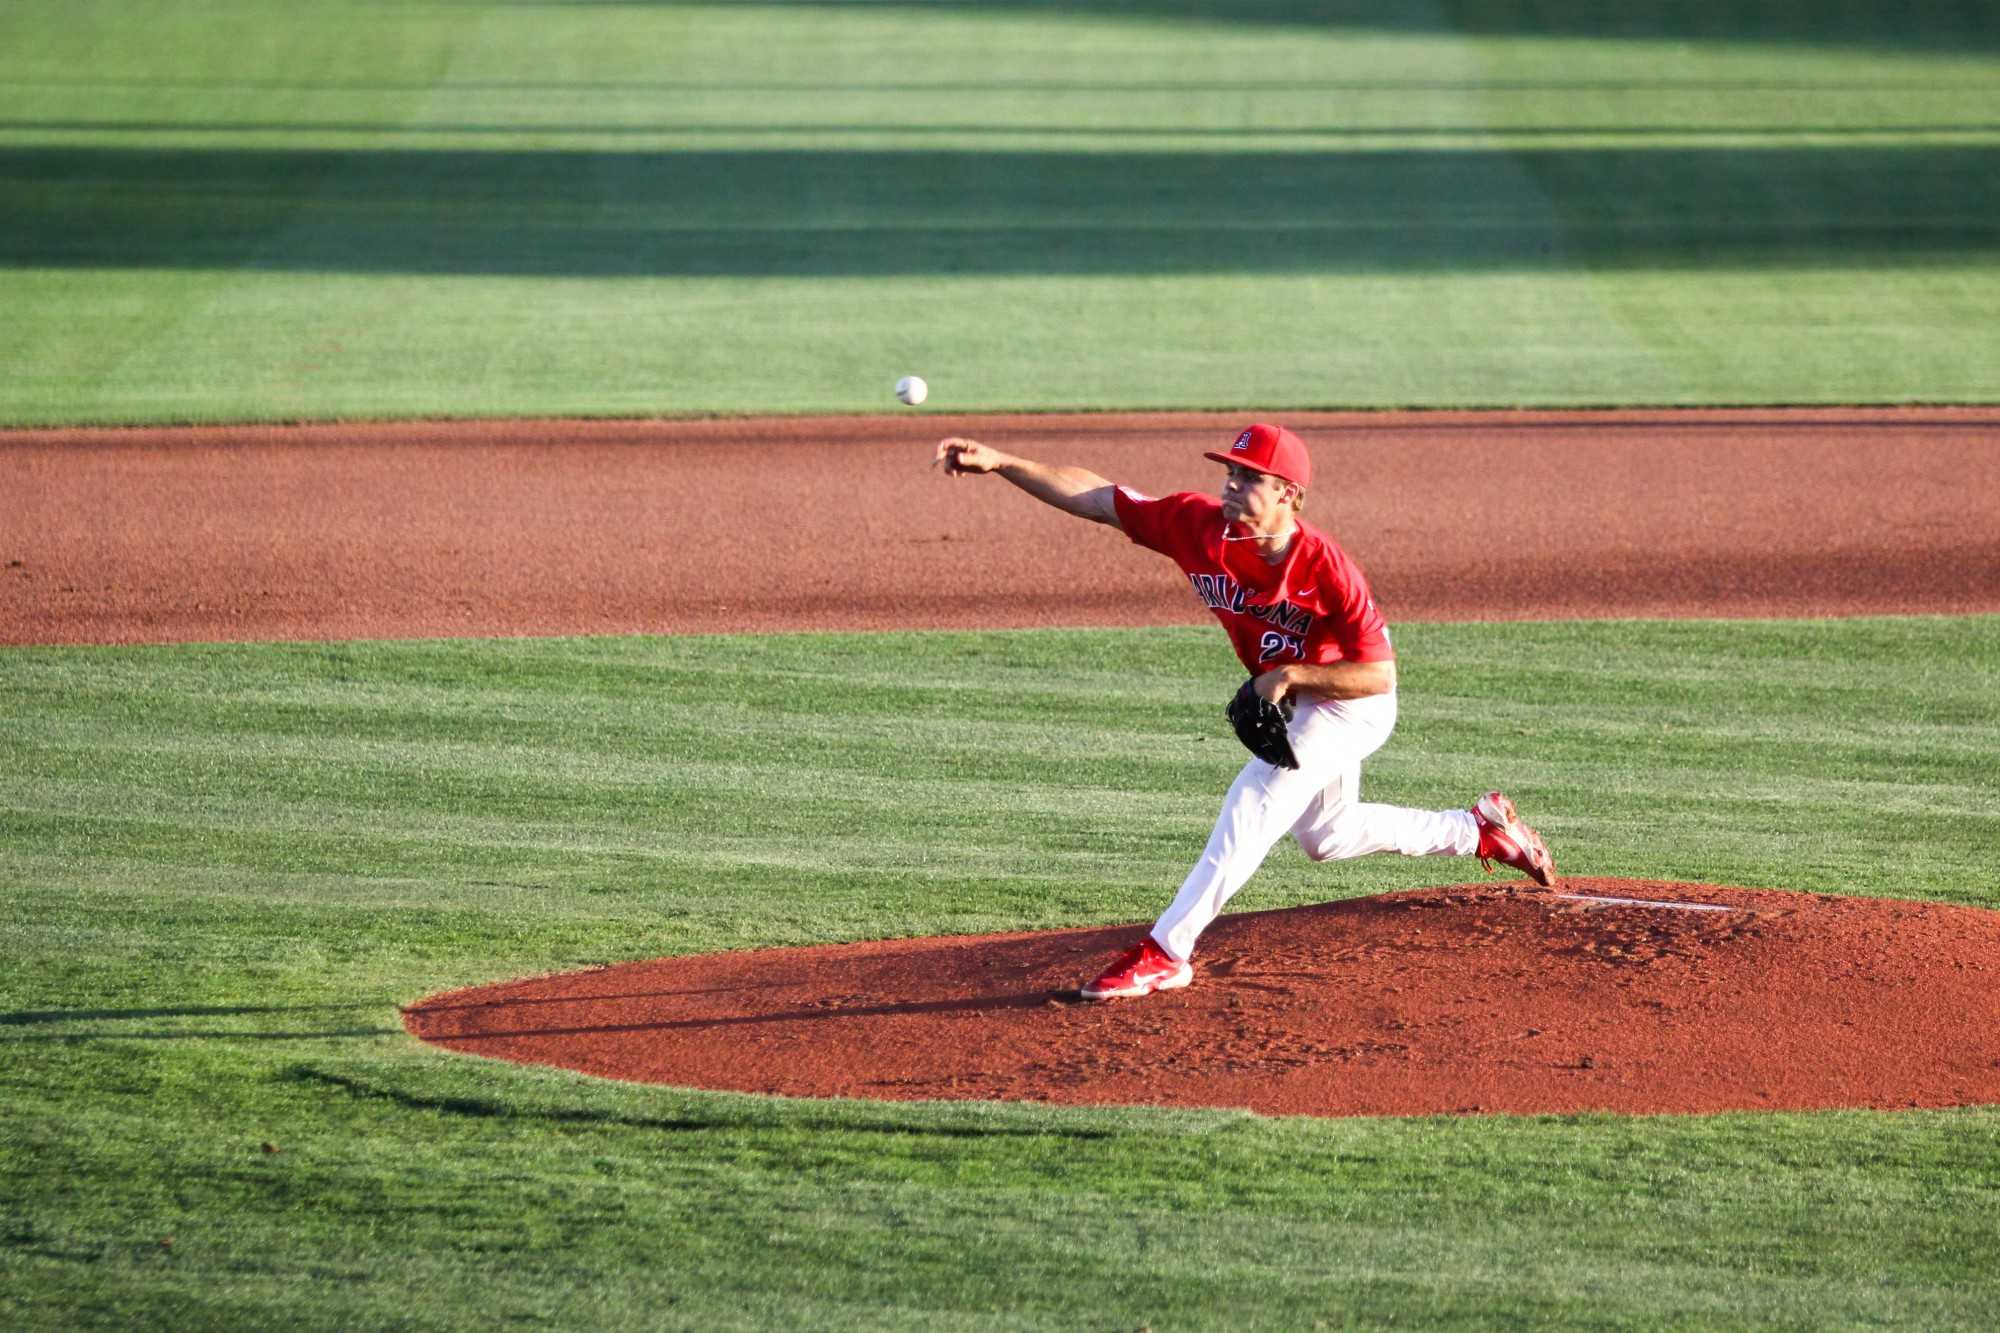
[4,0,1999,423]
[5,619,2000,1328]
[7,1,2000,1327]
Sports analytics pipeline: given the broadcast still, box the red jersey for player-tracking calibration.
[1112,488,1392,674]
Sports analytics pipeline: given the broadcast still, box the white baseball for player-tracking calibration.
[895,375,928,406]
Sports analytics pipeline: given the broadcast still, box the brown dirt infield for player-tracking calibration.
[10,407,2000,1117]
[7,407,2000,644]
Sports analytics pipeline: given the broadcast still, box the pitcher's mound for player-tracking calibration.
[404,880,2000,1117]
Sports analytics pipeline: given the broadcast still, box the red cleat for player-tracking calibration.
[1082,936,1193,1001]
[1472,790,1557,887]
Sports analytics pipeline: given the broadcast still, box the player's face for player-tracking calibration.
[1220,464,1297,532]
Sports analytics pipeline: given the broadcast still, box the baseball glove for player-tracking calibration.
[1227,677,1298,769]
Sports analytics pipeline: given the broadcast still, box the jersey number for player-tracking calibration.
[1258,630,1304,663]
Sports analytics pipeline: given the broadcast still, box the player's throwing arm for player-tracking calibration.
[932,438,1120,527]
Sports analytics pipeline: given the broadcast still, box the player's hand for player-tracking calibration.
[1254,665,1296,707]
[934,437,1006,476]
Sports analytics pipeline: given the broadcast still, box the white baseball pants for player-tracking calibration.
[1150,690,1479,962]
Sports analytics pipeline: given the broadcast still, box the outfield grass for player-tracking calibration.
[3,0,1998,424]
[4,618,1999,1328]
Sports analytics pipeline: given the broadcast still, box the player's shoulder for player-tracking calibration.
[1167,490,1222,521]
[1294,515,1345,557]
[1116,487,1219,520]
[1296,517,1369,576]
[1118,487,1214,507]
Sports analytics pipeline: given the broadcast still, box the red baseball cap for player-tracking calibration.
[1203,423,1311,488]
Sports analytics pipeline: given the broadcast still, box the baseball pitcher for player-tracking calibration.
[934,423,1556,1000]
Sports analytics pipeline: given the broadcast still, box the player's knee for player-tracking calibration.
[1295,812,1357,862]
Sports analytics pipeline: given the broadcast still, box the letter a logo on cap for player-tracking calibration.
[1204,422,1312,488]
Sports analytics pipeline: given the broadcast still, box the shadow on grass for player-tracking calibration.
[10,119,2000,140]
[6,1027,402,1042]
[0,1002,401,1042]
[0,1002,379,1025]
[455,0,2000,59]
[289,1065,1116,1138]
[4,143,1994,277]
[9,78,1991,96]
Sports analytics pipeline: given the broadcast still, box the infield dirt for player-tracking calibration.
[7,407,1999,645]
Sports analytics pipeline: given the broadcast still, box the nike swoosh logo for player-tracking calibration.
[1296,586,1316,597]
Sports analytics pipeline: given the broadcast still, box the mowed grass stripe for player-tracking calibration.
[4,620,1996,926]
[6,1050,1998,1329]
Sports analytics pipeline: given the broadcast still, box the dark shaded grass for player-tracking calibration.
[5,143,1995,276]
[467,0,2000,59]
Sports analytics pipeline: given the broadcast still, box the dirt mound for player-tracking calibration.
[405,881,2000,1118]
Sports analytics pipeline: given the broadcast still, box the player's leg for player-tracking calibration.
[1148,692,1397,963]
[1296,785,1553,880]
[1289,697,1553,884]
[1084,691,1557,998]
[1290,725,1479,864]
[1143,757,1333,963]
[1084,702,1374,997]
